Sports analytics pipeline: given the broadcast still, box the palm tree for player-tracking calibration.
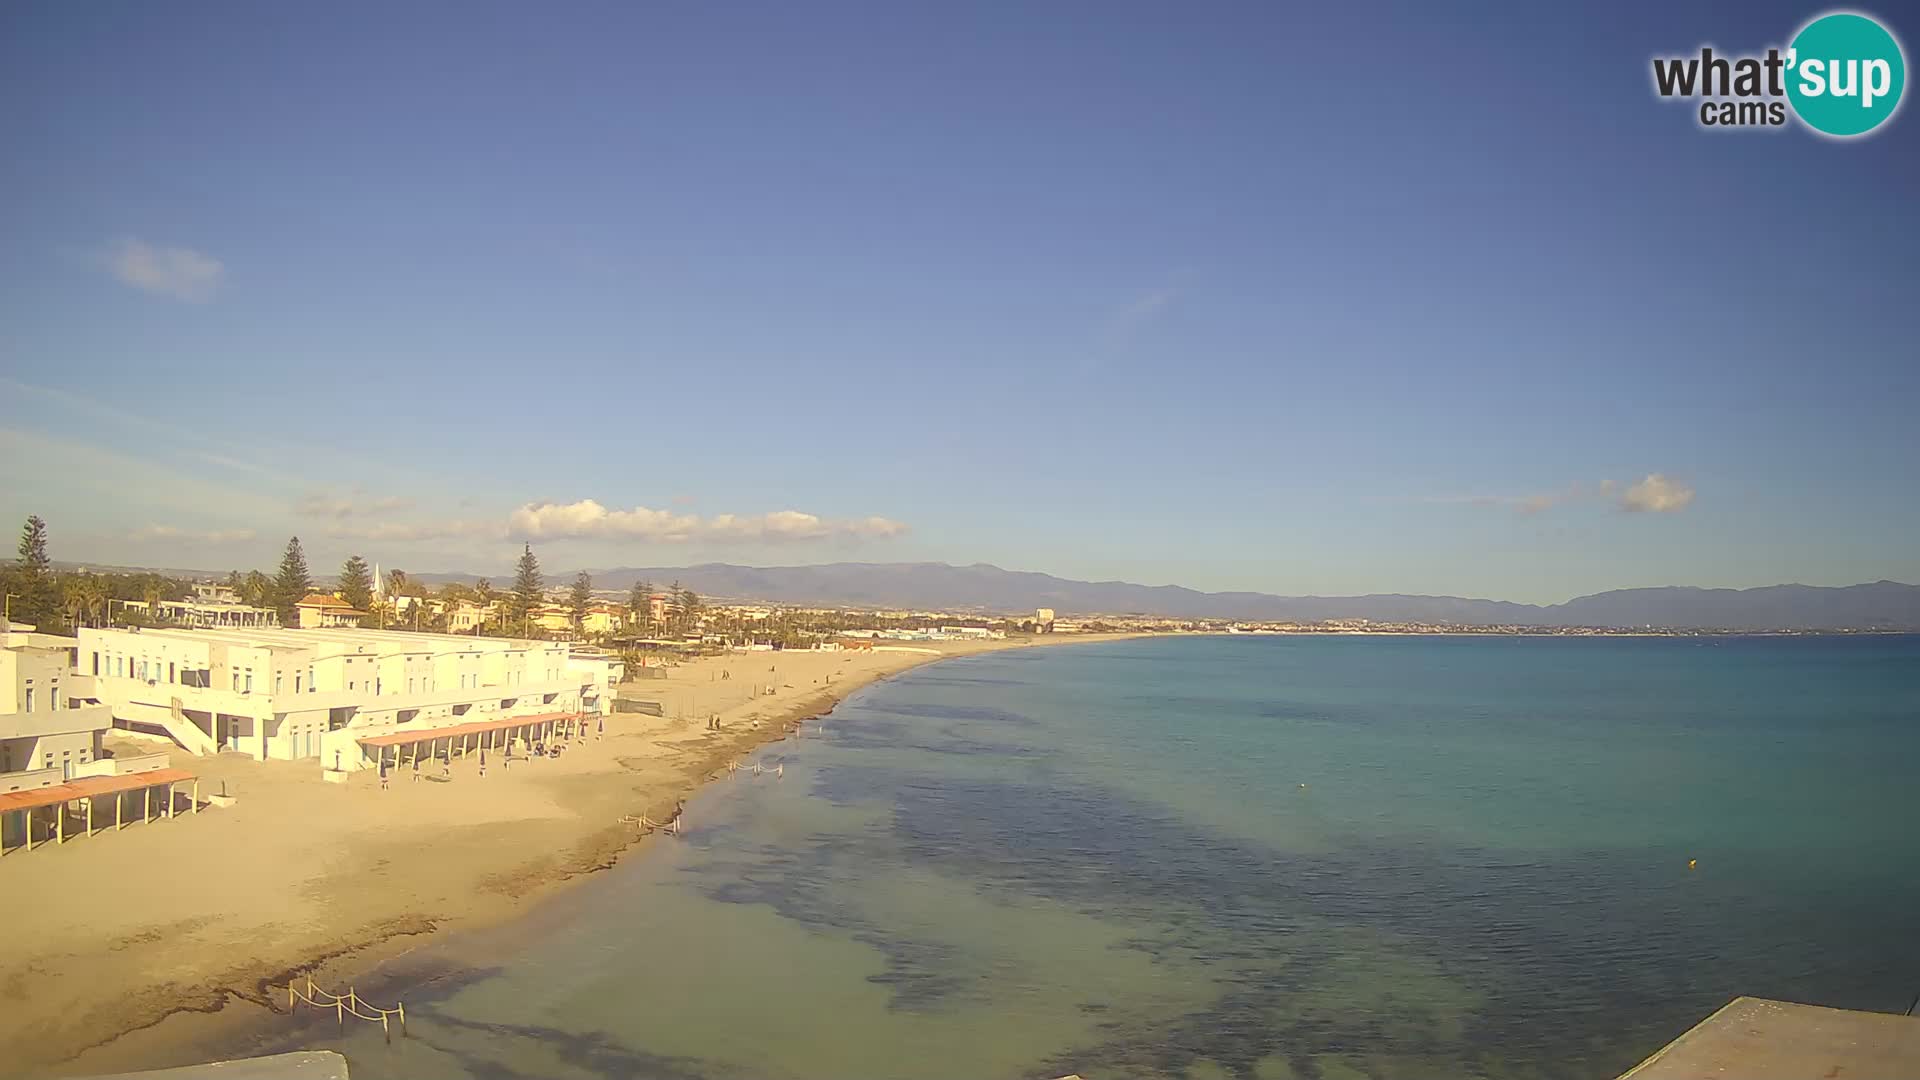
[241,570,273,609]
[81,575,108,627]
[62,576,87,628]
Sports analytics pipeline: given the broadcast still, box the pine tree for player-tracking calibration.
[569,570,593,628]
[510,544,543,624]
[13,515,55,626]
[637,576,660,626]
[339,554,373,612]
[274,537,312,626]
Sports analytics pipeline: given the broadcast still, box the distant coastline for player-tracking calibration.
[45,558,1920,632]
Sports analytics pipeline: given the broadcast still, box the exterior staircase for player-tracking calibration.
[164,697,219,756]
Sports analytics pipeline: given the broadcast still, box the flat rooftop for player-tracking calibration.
[81,624,569,655]
[1620,996,1920,1080]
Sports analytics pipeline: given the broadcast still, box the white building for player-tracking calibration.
[119,597,279,629]
[76,625,621,771]
[2,624,114,790]
[294,593,365,629]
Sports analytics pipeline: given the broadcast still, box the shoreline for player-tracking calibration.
[9,633,1147,1078]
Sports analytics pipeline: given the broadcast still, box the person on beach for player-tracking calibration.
[379,759,389,791]
[411,756,420,783]
[442,754,451,780]
[479,749,487,778]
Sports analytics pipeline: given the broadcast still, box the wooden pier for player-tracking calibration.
[1619,996,1920,1079]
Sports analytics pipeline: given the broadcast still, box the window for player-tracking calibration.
[295,674,302,693]
[169,662,176,682]
[276,673,284,694]
[233,673,241,692]
[24,687,34,713]
[245,673,253,693]
[92,652,100,675]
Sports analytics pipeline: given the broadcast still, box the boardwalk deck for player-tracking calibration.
[1620,996,1920,1079]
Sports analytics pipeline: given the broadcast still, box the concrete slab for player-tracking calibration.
[1620,996,1920,1080]
[72,1050,349,1080]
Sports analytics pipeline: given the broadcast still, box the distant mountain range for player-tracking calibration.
[53,557,1920,630]
[413,562,1916,631]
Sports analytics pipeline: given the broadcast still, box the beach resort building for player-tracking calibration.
[2,622,198,855]
[74,624,621,771]
[117,597,279,629]
[2,624,114,789]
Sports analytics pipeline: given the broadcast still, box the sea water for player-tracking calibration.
[222,635,1920,1079]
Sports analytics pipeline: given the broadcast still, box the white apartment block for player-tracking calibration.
[75,625,621,771]
[2,627,114,790]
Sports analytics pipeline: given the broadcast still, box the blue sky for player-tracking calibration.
[2,1,1915,604]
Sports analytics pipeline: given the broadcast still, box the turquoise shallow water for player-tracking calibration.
[220,635,1920,1079]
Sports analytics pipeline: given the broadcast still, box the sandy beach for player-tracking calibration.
[0,634,1141,1077]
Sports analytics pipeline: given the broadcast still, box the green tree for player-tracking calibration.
[11,514,58,627]
[339,554,374,612]
[510,544,542,625]
[628,579,651,632]
[569,570,593,629]
[385,568,411,598]
[665,580,684,635]
[241,570,273,608]
[639,580,657,631]
[273,536,312,626]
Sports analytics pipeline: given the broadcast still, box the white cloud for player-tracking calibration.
[1619,474,1695,514]
[504,500,908,544]
[106,239,224,302]
[1423,476,1696,516]
[132,525,257,544]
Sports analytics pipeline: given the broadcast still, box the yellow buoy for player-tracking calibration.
[1688,859,1697,870]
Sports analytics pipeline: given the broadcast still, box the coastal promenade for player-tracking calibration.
[0,633,1141,1077]
[1619,996,1920,1079]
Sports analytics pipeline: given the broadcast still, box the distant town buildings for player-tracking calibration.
[295,593,366,629]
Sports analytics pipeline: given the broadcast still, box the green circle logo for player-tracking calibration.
[1786,12,1906,137]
